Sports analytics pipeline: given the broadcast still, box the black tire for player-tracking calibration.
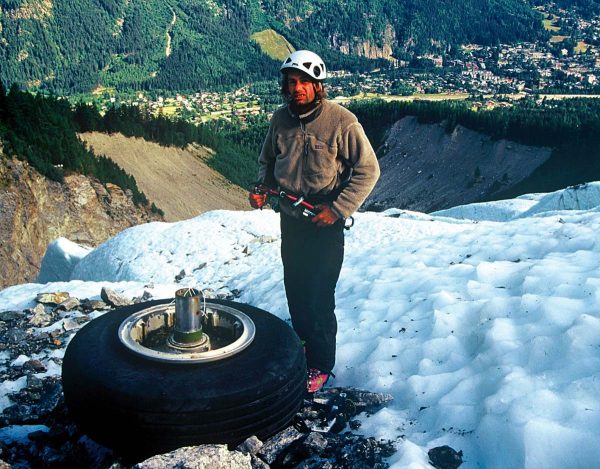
[62,299,306,460]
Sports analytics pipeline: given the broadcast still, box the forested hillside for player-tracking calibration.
[0,82,154,208]
[0,0,545,94]
[0,84,258,200]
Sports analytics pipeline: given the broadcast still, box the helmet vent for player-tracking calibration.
[280,50,327,81]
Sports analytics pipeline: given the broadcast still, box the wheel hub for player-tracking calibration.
[118,291,255,364]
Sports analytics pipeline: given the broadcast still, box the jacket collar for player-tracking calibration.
[288,100,324,125]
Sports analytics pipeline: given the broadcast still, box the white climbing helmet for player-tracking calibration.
[280,50,327,81]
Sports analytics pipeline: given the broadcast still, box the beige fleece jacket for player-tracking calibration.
[258,100,380,219]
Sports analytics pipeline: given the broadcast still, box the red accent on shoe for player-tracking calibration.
[307,368,329,393]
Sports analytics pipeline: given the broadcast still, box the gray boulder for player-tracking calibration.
[133,445,251,469]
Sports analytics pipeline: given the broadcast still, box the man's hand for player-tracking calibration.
[312,204,340,227]
[248,192,267,209]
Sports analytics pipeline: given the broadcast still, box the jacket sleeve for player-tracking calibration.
[331,122,380,219]
[257,122,276,187]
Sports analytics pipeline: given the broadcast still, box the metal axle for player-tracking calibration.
[168,288,210,350]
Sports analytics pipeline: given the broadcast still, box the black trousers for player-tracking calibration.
[280,212,345,373]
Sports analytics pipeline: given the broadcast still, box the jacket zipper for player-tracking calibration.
[301,119,308,194]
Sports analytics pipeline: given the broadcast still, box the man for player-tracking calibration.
[249,50,380,393]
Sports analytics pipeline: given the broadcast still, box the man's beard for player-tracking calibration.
[289,95,319,115]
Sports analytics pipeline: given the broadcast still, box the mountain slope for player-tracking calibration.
[79,131,249,222]
[365,116,553,213]
[0,0,545,93]
[0,154,162,289]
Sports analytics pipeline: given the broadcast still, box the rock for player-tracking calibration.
[80,299,108,312]
[0,460,11,469]
[62,319,80,332]
[214,287,241,300]
[133,445,251,469]
[23,360,46,373]
[313,387,394,417]
[0,373,396,469]
[303,432,328,455]
[236,436,264,455]
[31,303,45,315]
[6,328,27,344]
[2,405,32,424]
[54,297,80,311]
[77,435,116,469]
[364,116,553,213]
[292,457,333,469]
[0,157,162,290]
[0,310,25,322]
[349,420,362,430]
[175,269,186,282]
[257,427,304,465]
[428,445,463,469]
[100,287,131,307]
[36,292,70,305]
[26,375,44,390]
[141,290,153,301]
[3,377,63,425]
[250,455,270,469]
[29,309,53,327]
[38,446,66,467]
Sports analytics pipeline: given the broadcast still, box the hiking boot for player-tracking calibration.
[307,368,329,393]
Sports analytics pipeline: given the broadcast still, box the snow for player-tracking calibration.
[0,425,49,445]
[2,182,600,467]
[35,237,92,284]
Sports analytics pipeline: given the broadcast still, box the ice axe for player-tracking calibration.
[252,183,354,229]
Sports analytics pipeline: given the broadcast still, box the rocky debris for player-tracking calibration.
[364,116,552,213]
[201,287,242,301]
[236,436,264,455]
[116,391,398,469]
[23,360,46,373]
[2,376,63,426]
[101,287,132,307]
[0,288,411,469]
[257,427,304,464]
[0,310,25,322]
[175,269,187,282]
[36,292,70,305]
[428,445,463,469]
[140,290,154,302]
[133,445,251,469]
[55,297,81,312]
[62,318,80,332]
[28,304,53,327]
[296,387,394,434]
[80,299,108,312]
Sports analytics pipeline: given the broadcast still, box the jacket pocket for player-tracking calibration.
[304,136,338,182]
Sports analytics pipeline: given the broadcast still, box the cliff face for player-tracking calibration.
[331,23,397,62]
[365,116,553,213]
[0,155,162,289]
